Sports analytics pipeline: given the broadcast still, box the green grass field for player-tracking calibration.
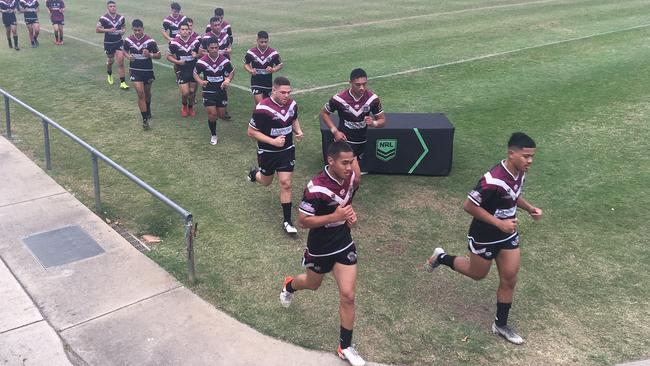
[2,0,650,364]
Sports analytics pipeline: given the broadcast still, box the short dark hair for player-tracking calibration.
[273,76,291,87]
[179,20,190,28]
[350,68,367,81]
[132,19,144,28]
[257,31,269,39]
[185,17,193,24]
[214,7,224,16]
[170,2,181,11]
[107,0,116,5]
[206,36,220,46]
[508,132,536,149]
[209,16,221,25]
[328,140,353,158]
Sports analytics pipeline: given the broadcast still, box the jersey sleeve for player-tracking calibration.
[223,61,233,76]
[467,176,498,207]
[371,96,384,115]
[193,61,204,75]
[299,187,323,216]
[149,41,159,54]
[167,42,176,55]
[293,104,299,120]
[243,52,253,64]
[324,96,338,113]
[249,111,269,131]
[272,53,282,66]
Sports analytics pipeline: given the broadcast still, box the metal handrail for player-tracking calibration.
[1,88,196,284]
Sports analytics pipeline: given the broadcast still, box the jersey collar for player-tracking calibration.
[324,165,344,186]
[500,159,519,180]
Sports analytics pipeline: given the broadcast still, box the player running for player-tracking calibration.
[167,20,200,117]
[44,0,62,45]
[424,132,543,345]
[123,19,160,130]
[160,2,185,44]
[1,0,19,50]
[320,68,385,189]
[246,76,304,234]
[280,140,365,366]
[204,7,232,120]
[18,0,39,47]
[243,31,283,106]
[193,36,234,145]
[96,0,128,90]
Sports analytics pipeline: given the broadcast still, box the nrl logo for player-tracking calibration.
[376,139,397,162]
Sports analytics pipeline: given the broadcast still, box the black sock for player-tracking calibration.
[119,77,125,83]
[54,31,59,41]
[282,202,292,223]
[146,101,151,115]
[438,253,456,269]
[141,111,148,121]
[188,95,193,107]
[495,302,511,327]
[208,120,217,135]
[339,326,353,349]
[13,35,18,48]
[107,69,112,76]
[7,37,11,48]
[182,101,188,106]
[285,280,296,293]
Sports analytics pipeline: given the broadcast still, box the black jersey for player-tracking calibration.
[243,46,282,89]
[19,0,38,21]
[97,12,125,45]
[123,34,159,72]
[44,0,62,22]
[193,54,233,94]
[0,0,17,15]
[324,89,383,144]
[249,97,298,153]
[467,160,526,244]
[162,14,185,39]
[200,31,230,55]
[168,33,200,71]
[299,167,356,256]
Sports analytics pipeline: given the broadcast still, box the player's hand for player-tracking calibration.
[364,116,375,127]
[109,27,116,33]
[191,51,198,58]
[294,130,304,141]
[498,218,518,234]
[142,49,150,58]
[529,207,543,221]
[271,135,286,147]
[221,79,230,90]
[128,54,135,62]
[346,208,357,228]
[177,59,186,65]
[200,79,209,87]
[265,66,274,74]
[333,131,347,142]
[333,205,354,222]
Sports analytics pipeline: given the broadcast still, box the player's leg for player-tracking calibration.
[10,23,17,50]
[26,23,34,46]
[4,25,10,48]
[188,81,197,116]
[133,81,148,128]
[33,21,40,45]
[206,105,219,145]
[250,154,274,186]
[178,81,190,116]
[116,50,128,89]
[492,247,523,344]
[332,261,365,366]
[425,241,492,281]
[277,170,296,233]
[52,23,58,44]
[144,80,153,118]
[106,53,115,85]
[252,89,263,105]
[280,267,325,308]
[58,23,63,44]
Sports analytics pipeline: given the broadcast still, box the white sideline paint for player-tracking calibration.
[292,22,650,94]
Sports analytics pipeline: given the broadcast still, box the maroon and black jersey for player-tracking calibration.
[324,89,383,143]
[200,31,230,55]
[123,34,159,72]
[19,0,38,21]
[45,0,62,22]
[168,33,200,71]
[243,47,282,89]
[299,167,356,256]
[193,54,233,94]
[162,14,185,39]
[0,0,17,13]
[97,12,125,45]
[467,160,526,244]
[249,97,298,153]
[204,20,232,43]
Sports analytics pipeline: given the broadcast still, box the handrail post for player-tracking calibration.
[4,95,10,139]
[91,153,101,212]
[185,216,196,285]
[42,118,51,170]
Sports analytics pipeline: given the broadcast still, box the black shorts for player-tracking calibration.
[251,87,271,98]
[302,244,357,274]
[347,141,366,159]
[467,234,519,260]
[175,68,195,85]
[129,70,155,84]
[51,19,64,25]
[257,148,295,176]
[24,16,39,24]
[2,13,16,27]
[202,91,228,108]
[104,40,123,56]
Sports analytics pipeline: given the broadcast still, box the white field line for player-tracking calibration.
[29,24,250,92]
[201,0,559,41]
[292,22,650,95]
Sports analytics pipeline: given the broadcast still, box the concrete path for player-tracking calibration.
[0,136,387,366]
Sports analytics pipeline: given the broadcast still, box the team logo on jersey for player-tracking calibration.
[362,105,370,113]
[376,139,397,162]
[340,189,345,195]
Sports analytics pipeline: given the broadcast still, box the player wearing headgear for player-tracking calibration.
[44,0,63,44]
[424,132,543,345]
[246,76,304,234]
[193,36,234,145]
[320,68,385,189]
[167,19,200,117]
[1,0,19,50]
[160,2,185,43]
[123,19,160,130]
[18,0,39,47]
[243,30,283,106]
[96,0,129,89]
[279,140,366,366]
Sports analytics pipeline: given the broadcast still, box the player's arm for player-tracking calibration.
[516,196,542,220]
[243,62,255,75]
[166,52,184,65]
[160,27,171,43]
[149,46,161,60]
[247,124,284,147]
[270,62,283,73]
[192,70,207,86]
[298,205,354,229]
[463,198,517,234]
[292,118,304,141]
[96,22,111,33]
[365,111,385,128]
[320,105,346,141]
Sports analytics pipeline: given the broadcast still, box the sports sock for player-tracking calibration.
[438,253,456,269]
[12,35,17,48]
[146,101,151,115]
[188,94,194,107]
[208,120,217,135]
[107,68,112,75]
[285,279,295,293]
[119,77,125,83]
[495,302,511,327]
[54,31,59,42]
[7,37,11,48]
[339,326,353,349]
[282,203,292,223]
[141,111,148,121]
